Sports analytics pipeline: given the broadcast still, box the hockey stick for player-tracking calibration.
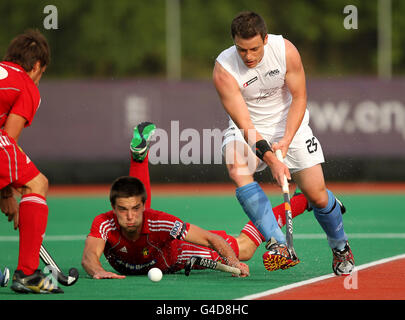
[184,256,241,276]
[40,245,79,286]
[275,149,299,261]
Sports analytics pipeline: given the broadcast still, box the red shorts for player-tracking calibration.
[0,130,40,189]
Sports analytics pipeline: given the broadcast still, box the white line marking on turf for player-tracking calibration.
[230,233,405,239]
[0,235,86,242]
[1,233,405,242]
[295,233,405,239]
[236,253,405,300]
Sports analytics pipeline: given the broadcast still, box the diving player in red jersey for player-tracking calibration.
[83,175,250,278]
[0,30,63,293]
[81,123,309,279]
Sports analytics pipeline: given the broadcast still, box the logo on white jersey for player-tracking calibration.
[265,69,280,77]
[243,76,258,88]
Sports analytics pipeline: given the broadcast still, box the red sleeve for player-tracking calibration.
[88,212,115,241]
[170,220,191,241]
[88,215,104,239]
[9,80,40,127]
[145,209,191,240]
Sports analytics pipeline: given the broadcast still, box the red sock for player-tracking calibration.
[291,193,309,218]
[17,194,49,275]
[274,193,309,227]
[241,221,265,246]
[129,153,151,209]
[241,193,309,245]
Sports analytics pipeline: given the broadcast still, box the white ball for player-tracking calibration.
[148,267,163,282]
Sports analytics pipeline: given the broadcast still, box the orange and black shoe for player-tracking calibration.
[262,238,300,271]
[10,269,64,294]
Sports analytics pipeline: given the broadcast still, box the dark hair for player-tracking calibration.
[231,11,268,41]
[3,29,50,72]
[109,176,147,206]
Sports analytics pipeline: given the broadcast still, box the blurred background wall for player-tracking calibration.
[1,0,404,184]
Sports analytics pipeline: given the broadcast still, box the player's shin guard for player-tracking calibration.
[17,194,49,276]
[241,192,310,246]
[312,189,348,250]
[236,182,286,244]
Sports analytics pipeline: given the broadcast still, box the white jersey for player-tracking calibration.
[216,34,309,136]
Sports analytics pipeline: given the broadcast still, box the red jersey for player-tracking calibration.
[89,208,192,275]
[0,61,41,128]
[0,62,41,188]
[88,208,240,275]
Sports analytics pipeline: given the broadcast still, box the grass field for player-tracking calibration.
[1,187,405,302]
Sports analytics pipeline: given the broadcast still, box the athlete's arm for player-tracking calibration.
[184,224,250,277]
[213,61,290,184]
[3,113,26,143]
[1,107,32,227]
[82,236,126,279]
[274,39,307,157]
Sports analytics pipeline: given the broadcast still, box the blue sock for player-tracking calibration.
[236,182,286,244]
[312,189,347,250]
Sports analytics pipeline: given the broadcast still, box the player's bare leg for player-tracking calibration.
[228,140,303,270]
[224,140,257,187]
[11,173,63,293]
[292,165,328,208]
[235,191,309,268]
[293,164,354,275]
[235,233,259,261]
[20,172,49,197]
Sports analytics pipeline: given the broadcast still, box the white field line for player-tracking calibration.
[0,235,86,242]
[294,233,405,239]
[1,233,405,242]
[237,253,405,300]
[230,233,405,239]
